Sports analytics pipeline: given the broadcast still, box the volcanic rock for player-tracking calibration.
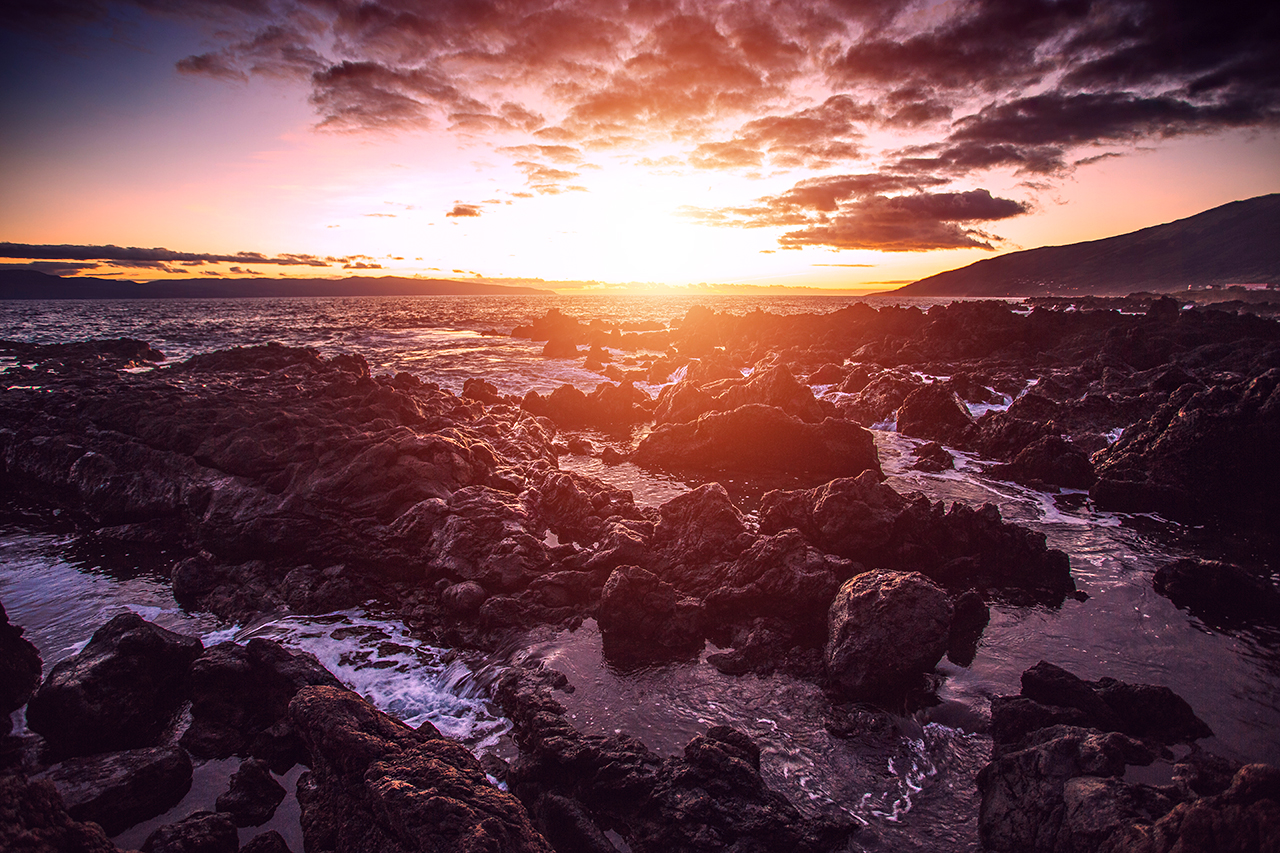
[896,382,975,444]
[288,684,552,853]
[990,435,1096,489]
[215,757,286,827]
[0,601,41,738]
[25,612,203,757]
[181,638,341,761]
[824,570,953,701]
[648,482,749,594]
[1153,557,1280,626]
[32,744,193,836]
[634,404,882,480]
[0,772,118,853]
[1091,368,1280,528]
[597,566,704,664]
[142,810,239,853]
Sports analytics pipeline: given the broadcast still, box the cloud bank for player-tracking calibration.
[8,0,1276,252]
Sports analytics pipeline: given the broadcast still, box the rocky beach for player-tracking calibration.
[2,294,1279,852]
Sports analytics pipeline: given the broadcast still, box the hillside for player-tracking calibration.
[0,271,553,298]
[893,193,1280,297]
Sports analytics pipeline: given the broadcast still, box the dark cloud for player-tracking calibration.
[446,204,482,217]
[343,261,383,268]
[691,95,872,170]
[688,176,1026,252]
[0,243,341,265]
[778,190,1029,252]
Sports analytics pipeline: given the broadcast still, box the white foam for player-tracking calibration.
[233,611,511,751]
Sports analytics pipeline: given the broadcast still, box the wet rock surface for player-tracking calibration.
[33,744,193,836]
[825,570,954,701]
[182,638,341,763]
[289,684,552,853]
[494,662,855,853]
[0,771,119,853]
[978,661,1260,853]
[0,601,41,739]
[25,612,203,758]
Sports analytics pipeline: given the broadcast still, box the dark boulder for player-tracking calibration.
[760,473,1075,599]
[426,486,551,592]
[824,570,953,701]
[0,772,118,853]
[1154,557,1280,626]
[215,757,285,827]
[440,581,488,615]
[181,638,340,761]
[912,440,954,472]
[759,472,906,557]
[896,382,974,444]
[653,380,715,424]
[635,404,882,480]
[288,684,553,853]
[990,435,1096,489]
[649,483,749,594]
[718,364,825,423]
[704,530,854,644]
[1111,763,1280,853]
[977,725,1165,853]
[32,745,193,836]
[240,831,292,853]
[597,566,704,664]
[1020,661,1212,744]
[947,589,990,667]
[142,810,239,853]
[26,613,203,757]
[838,373,921,427]
[1091,369,1280,529]
[0,601,41,738]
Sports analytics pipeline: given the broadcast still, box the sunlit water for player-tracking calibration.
[2,295,1278,851]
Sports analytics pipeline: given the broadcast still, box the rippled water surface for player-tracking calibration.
[3,295,1278,852]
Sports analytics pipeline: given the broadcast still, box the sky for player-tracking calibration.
[1,0,1277,291]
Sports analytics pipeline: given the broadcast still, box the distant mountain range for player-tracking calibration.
[893,193,1280,297]
[0,271,553,298]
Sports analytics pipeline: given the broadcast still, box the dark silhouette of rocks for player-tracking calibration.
[0,601,41,739]
[25,612,203,758]
[1153,558,1280,628]
[597,565,705,665]
[288,684,553,853]
[634,404,882,480]
[215,757,286,827]
[0,771,118,853]
[182,638,341,763]
[977,661,1264,853]
[825,570,953,701]
[142,810,239,853]
[895,193,1280,297]
[494,663,855,853]
[32,745,192,836]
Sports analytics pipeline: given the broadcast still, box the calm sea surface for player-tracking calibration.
[2,295,1277,851]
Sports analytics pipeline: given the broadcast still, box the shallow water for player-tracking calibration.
[2,295,1278,851]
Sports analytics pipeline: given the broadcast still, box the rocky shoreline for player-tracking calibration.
[2,294,1278,850]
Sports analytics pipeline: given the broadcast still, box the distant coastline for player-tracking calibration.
[0,270,554,299]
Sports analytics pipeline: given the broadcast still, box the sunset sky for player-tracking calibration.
[1,0,1277,290]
